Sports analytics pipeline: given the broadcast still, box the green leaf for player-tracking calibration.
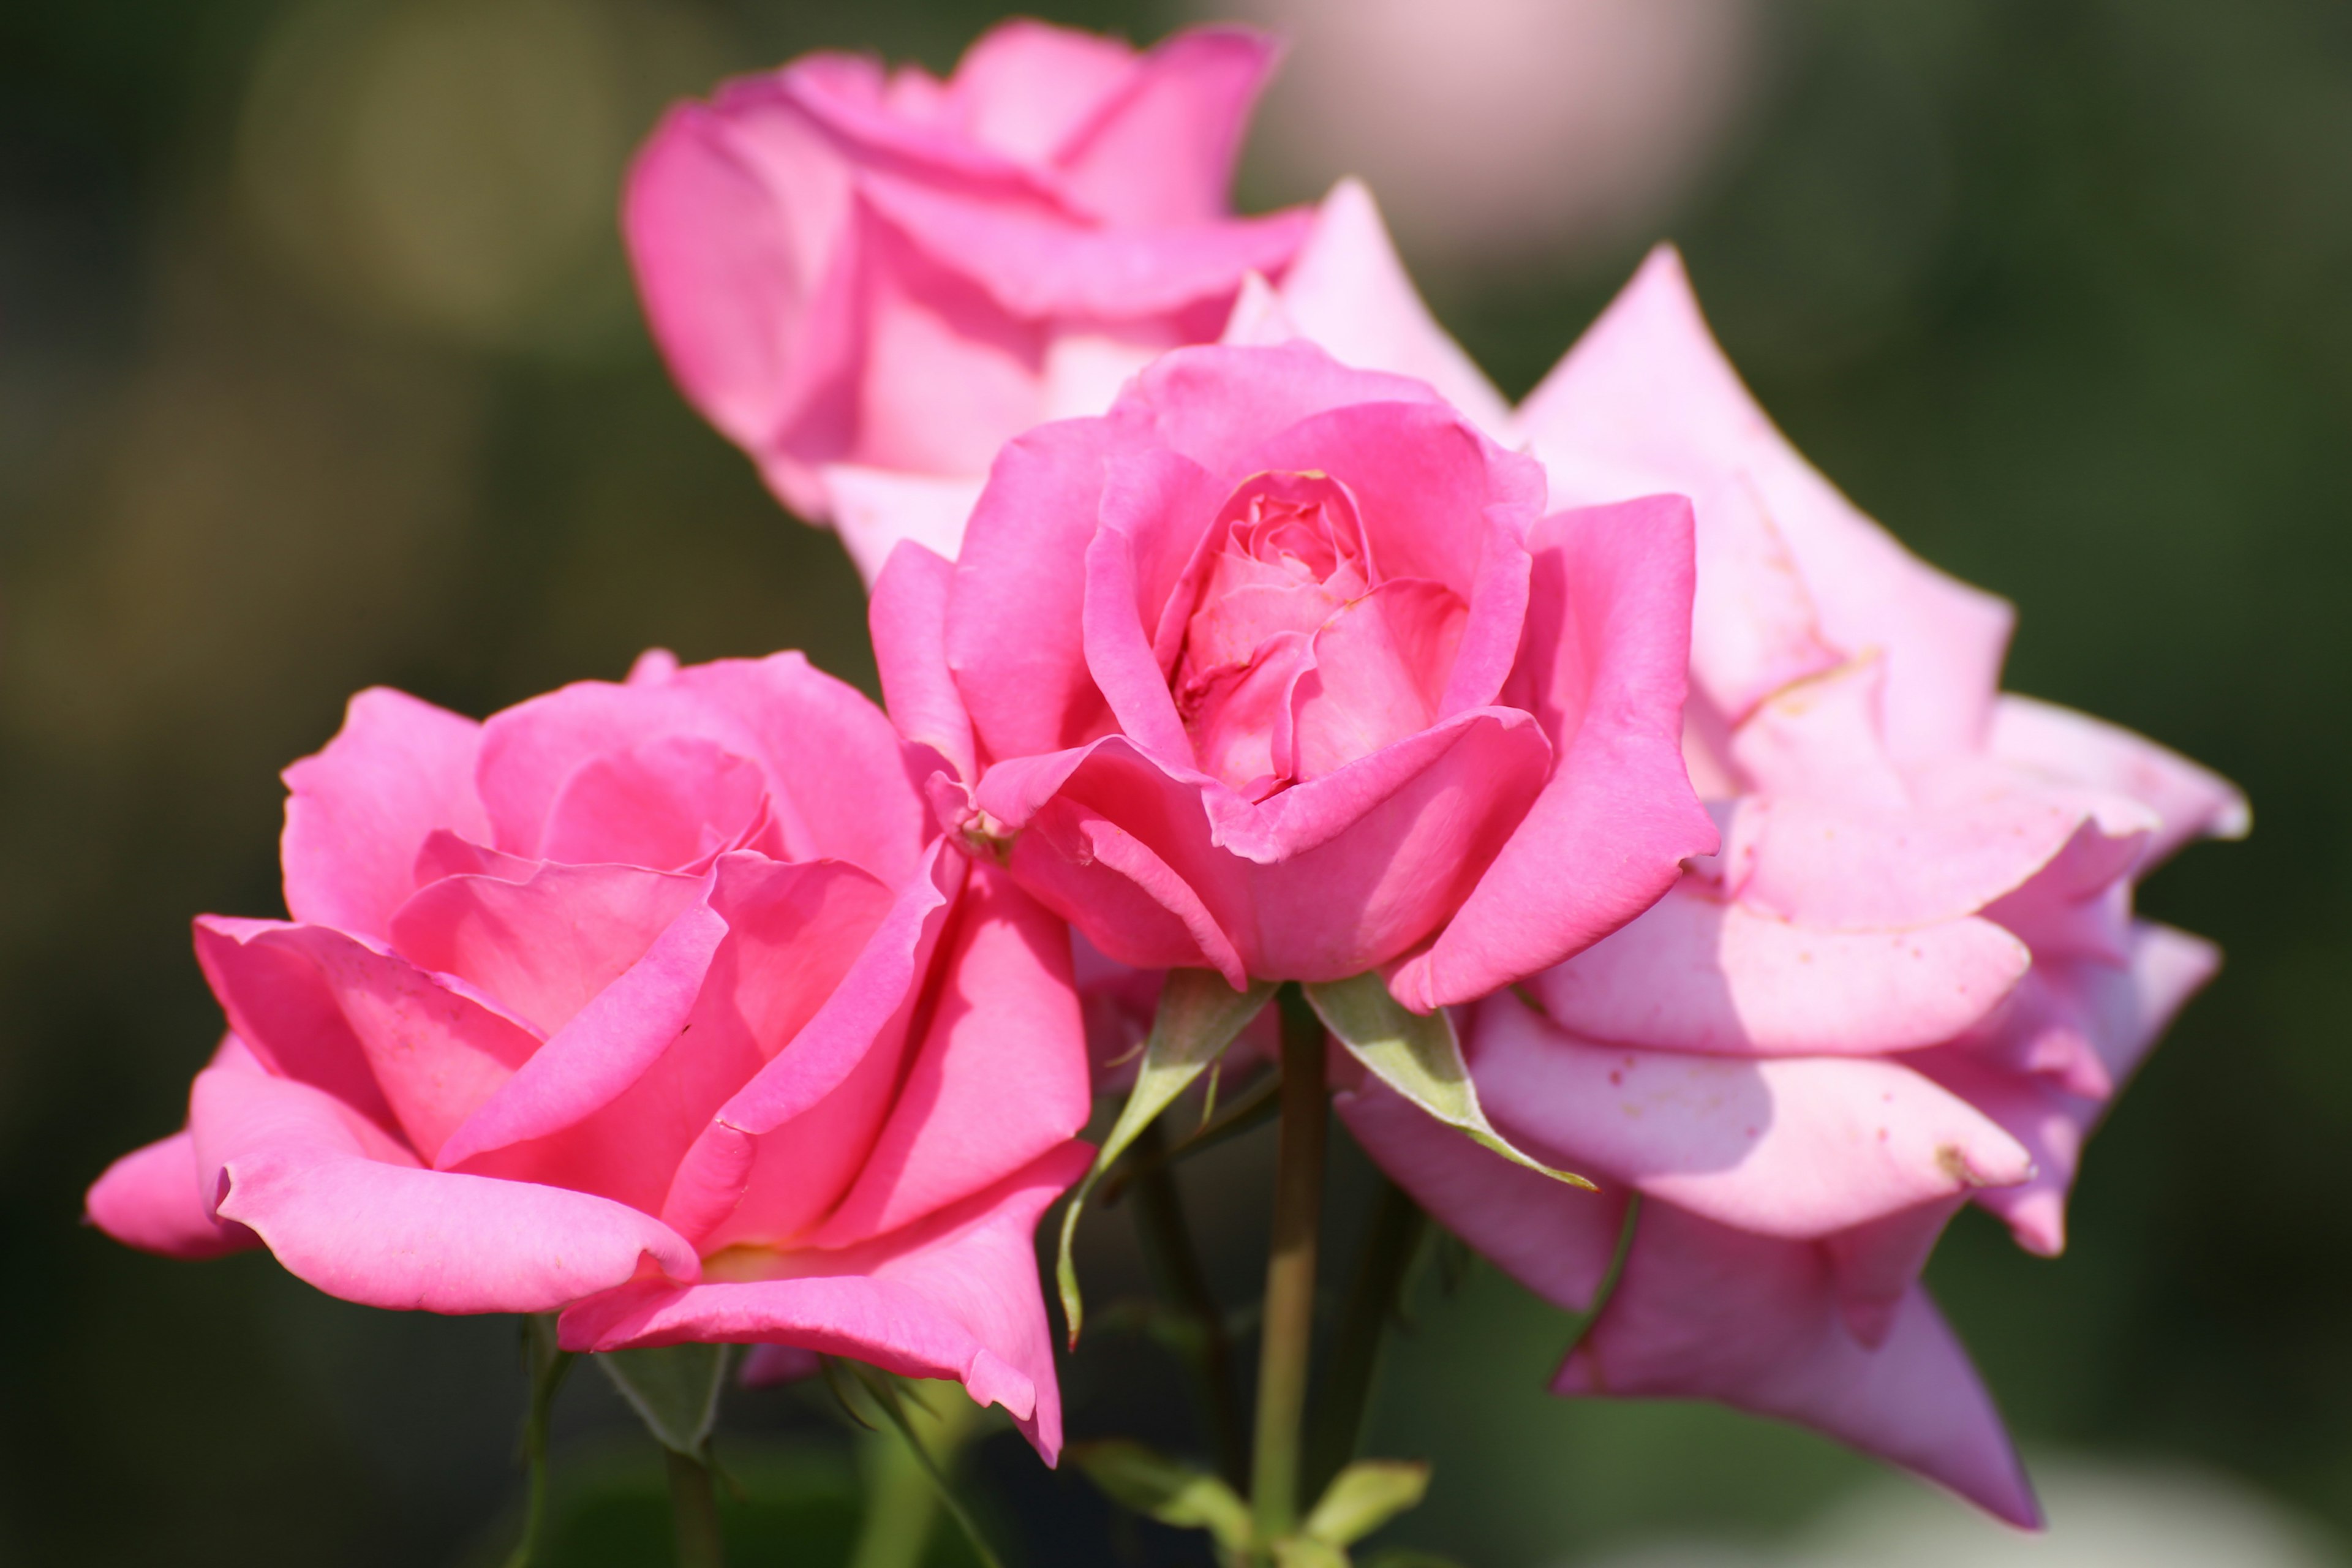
[597,1343,730,1460]
[1361,1552,1467,1568]
[1304,973,1594,1189]
[1302,1460,1430,1547]
[1057,970,1278,1343]
[1068,1439,1255,1552]
[1272,1539,1351,1568]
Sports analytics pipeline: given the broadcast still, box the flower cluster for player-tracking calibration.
[89,15,2242,1549]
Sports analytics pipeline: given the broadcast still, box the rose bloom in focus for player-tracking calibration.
[867,340,1721,1008]
[1235,189,2247,1522]
[627,18,1310,581]
[86,651,1093,1453]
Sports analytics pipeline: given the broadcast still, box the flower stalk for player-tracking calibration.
[1130,1118,1249,1488]
[1303,1174,1427,1502]
[665,1448,726,1568]
[1249,986,1329,1554]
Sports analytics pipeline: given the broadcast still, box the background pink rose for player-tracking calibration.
[1286,200,2247,1522]
[625,19,1311,581]
[85,650,1092,1455]
[870,340,1719,1001]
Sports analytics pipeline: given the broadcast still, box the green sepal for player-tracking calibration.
[1272,1539,1351,1568]
[1057,970,1278,1343]
[596,1342,729,1460]
[1360,1552,1467,1568]
[1304,973,1594,1189]
[1302,1459,1430,1547]
[1069,1439,1255,1553]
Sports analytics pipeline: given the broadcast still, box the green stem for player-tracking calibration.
[1250,986,1328,1555]
[848,1380,985,1568]
[503,1314,575,1568]
[1302,1174,1427,1502]
[1130,1119,1250,1490]
[665,1448,726,1568]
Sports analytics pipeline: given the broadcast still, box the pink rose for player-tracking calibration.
[867,341,1719,1004]
[85,650,1092,1456]
[625,19,1312,581]
[1263,194,2245,1521]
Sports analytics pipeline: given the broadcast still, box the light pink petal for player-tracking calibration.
[947,19,1140,166]
[1719,785,2142,932]
[1725,655,1912,812]
[564,1141,1091,1460]
[190,1061,698,1314]
[86,1129,260,1261]
[1989,694,2249,865]
[827,466,986,587]
[1924,922,2219,1256]
[1519,247,2015,770]
[859,175,1310,325]
[1395,497,1716,1009]
[1243,179,1515,439]
[281,688,489,942]
[669,843,962,1246]
[1823,1197,1967,1349]
[390,862,709,1036]
[872,542,978,781]
[1469,995,2034,1238]
[1051,25,1280,227]
[1529,881,2031,1056]
[1558,1200,2039,1528]
[195,917,538,1164]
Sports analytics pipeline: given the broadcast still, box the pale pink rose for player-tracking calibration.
[866,341,1718,1001]
[625,19,1311,581]
[1262,188,2245,1521]
[85,650,1092,1456]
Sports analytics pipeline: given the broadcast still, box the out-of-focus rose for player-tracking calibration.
[624,19,1311,581]
[866,341,1717,1003]
[1253,189,2245,1522]
[85,650,1091,1455]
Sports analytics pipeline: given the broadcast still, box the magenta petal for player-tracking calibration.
[1288,579,1465,781]
[564,1141,1091,1460]
[390,862,709,1038]
[947,20,1141,166]
[948,418,1134,761]
[86,1128,260,1261]
[430,895,729,1174]
[1395,496,1716,1009]
[1008,790,1248,987]
[195,916,538,1164]
[667,843,962,1246]
[803,865,1090,1247]
[1128,342,1449,483]
[1529,882,2031,1056]
[540,737,768,871]
[1470,996,2034,1238]
[190,1062,698,1313]
[281,688,489,943]
[1051,25,1280,227]
[872,543,977,780]
[1559,1200,2040,1528]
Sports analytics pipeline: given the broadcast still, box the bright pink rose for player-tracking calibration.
[867,341,1719,1003]
[625,19,1311,581]
[85,650,1092,1455]
[1267,196,2245,1522]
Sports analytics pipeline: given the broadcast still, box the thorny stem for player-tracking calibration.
[1130,1118,1250,1490]
[1249,986,1327,1555]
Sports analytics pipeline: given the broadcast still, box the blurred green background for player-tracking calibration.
[2,0,2346,1563]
